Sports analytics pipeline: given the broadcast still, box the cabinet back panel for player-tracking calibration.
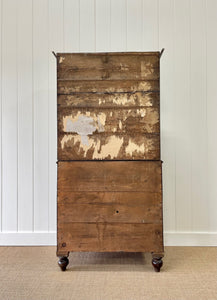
[58,191,162,224]
[57,161,162,192]
[57,222,163,253]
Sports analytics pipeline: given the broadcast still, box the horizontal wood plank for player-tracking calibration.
[57,222,163,253]
[58,107,160,134]
[57,53,159,80]
[57,161,162,192]
[57,91,159,108]
[58,191,162,223]
[57,80,159,94]
[58,133,160,160]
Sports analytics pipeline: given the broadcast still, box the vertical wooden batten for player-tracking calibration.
[48,0,64,232]
[17,0,33,231]
[33,0,49,231]
[2,0,18,231]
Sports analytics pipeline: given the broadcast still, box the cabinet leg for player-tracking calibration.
[58,256,69,271]
[151,254,163,272]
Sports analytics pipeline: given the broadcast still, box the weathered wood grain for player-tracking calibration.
[57,91,159,108]
[57,191,162,223]
[57,222,163,253]
[56,52,164,259]
[57,53,160,80]
[58,107,160,134]
[57,80,159,94]
[58,132,160,160]
[57,161,162,192]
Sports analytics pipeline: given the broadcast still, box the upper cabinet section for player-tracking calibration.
[57,52,160,161]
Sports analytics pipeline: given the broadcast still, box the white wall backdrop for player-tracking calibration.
[0,0,217,246]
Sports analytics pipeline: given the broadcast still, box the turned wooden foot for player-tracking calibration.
[152,256,163,272]
[58,256,69,271]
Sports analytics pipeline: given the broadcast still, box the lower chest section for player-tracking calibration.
[57,161,163,254]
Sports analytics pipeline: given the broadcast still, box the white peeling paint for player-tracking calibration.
[63,111,106,134]
[63,111,106,146]
[65,115,97,145]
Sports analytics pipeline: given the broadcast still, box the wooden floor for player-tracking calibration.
[0,246,217,300]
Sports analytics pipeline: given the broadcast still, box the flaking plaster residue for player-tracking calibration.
[63,111,106,146]
[65,115,96,145]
